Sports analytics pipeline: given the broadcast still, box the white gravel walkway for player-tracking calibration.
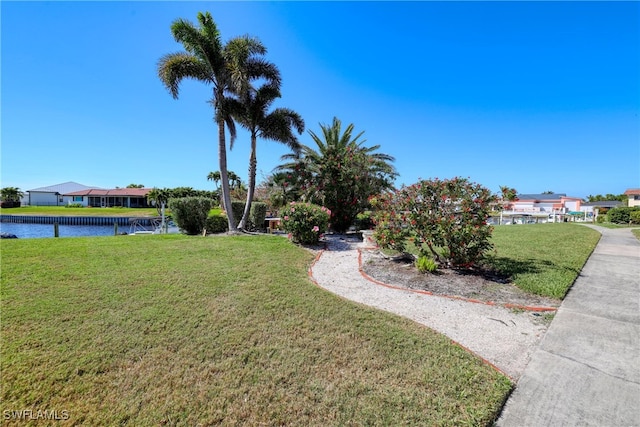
[309,235,552,380]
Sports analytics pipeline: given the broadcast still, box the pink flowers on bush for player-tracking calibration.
[372,177,497,268]
[280,202,330,245]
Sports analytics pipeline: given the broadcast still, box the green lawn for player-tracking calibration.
[487,224,600,299]
[381,223,600,300]
[1,235,510,426]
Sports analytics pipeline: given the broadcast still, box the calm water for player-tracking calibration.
[0,222,128,239]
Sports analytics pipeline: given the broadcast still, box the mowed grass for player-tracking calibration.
[487,223,601,299]
[1,235,510,426]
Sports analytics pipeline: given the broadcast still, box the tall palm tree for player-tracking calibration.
[228,82,305,230]
[157,11,278,232]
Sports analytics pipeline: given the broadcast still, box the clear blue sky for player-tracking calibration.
[2,1,639,199]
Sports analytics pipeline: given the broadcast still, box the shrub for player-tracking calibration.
[65,203,83,208]
[608,206,640,224]
[372,177,497,268]
[169,197,212,235]
[596,214,605,223]
[230,201,245,228]
[415,256,438,273]
[280,202,330,245]
[249,202,268,231]
[355,211,374,230]
[630,210,640,225]
[205,215,228,234]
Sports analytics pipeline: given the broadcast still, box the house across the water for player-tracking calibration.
[23,182,152,208]
[64,188,152,208]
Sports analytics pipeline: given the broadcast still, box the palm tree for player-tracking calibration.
[1,187,24,202]
[277,117,397,232]
[228,82,305,230]
[147,188,172,215]
[207,171,221,190]
[157,11,278,232]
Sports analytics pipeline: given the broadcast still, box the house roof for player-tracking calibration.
[516,193,565,200]
[65,188,152,197]
[582,201,623,208]
[28,181,101,194]
[624,188,640,196]
[515,193,582,201]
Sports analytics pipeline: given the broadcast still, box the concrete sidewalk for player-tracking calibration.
[497,226,640,427]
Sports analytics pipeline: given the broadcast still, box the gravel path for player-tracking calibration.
[309,235,551,380]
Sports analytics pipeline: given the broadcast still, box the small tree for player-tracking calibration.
[1,187,24,202]
[372,177,497,268]
[169,197,212,235]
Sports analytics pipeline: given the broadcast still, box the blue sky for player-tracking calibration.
[2,1,639,199]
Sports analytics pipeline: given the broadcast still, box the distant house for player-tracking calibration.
[26,182,99,206]
[624,189,640,207]
[64,188,152,208]
[580,201,623,220]
[508,193,583,214]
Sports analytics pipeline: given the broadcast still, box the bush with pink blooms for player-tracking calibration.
[372,177,497,268]
[279,202,330,245]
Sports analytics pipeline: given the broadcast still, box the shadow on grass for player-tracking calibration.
[484,257,543,278]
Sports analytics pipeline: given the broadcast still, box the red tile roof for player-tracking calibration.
[624,189,640,196]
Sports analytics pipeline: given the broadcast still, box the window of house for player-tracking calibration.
[73,196,83,202]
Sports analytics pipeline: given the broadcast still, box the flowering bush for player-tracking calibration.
[279,202,330,245]
[372,177,497,268]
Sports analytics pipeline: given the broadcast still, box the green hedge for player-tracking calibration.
[205,215,228,234]
[607,206,640,224]
[169,197,212,235]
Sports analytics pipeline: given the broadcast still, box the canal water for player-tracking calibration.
[0,222,128,239]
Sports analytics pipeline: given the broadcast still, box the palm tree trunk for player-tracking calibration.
[218,119,236,232]
[238,134,257,230]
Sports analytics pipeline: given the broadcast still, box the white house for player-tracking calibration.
[64,188,152,208]
[501,193,584,223]
[625,189,640,207]
[26,182,100,206]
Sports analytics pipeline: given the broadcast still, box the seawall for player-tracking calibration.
[0,215,156,227]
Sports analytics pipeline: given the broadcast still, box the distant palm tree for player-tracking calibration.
[207,171,221,190]
[228,82,304,230]
[1,187,24,206]
[157,11,278,231]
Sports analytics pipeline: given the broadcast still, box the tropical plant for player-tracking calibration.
[208,170,244,207]
[279,202,330,245]
[146,188,172,215]
[158,11,278,232]
[372,177,497,268]
[126,184,145,188]
[415,256,438,273]
[0,187,24,202]
[227,81,305,230]
[262,172,297,209]
[277,117,397,232]
[169,196,212,235]
[206,171,221,191]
